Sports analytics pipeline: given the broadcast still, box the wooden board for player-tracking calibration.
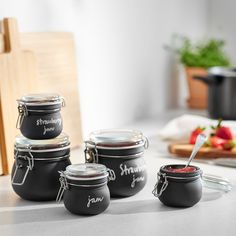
[0,154,2,175]
[0,18,38,174]
[168,143,236,159]
[0,18,82,175]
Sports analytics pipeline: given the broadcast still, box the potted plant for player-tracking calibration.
[177,38,230,109]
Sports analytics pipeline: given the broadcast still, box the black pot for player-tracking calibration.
[85,129,148,197]
[152,164,202,207]
[194,67,236,120]
[16,93,65,139]
[57,163,110,215]
[11,133,71,201]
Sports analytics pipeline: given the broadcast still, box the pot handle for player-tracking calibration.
[193,75,213,85]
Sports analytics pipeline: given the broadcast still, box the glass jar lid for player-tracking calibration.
[15,133,70,152]
[202,174,232,192]
[65,163,108,180]
[88,129,147,149]
[17,93,64,106]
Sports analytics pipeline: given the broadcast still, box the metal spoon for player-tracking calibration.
[185,133,208,167]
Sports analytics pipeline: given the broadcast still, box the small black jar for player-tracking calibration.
[152,164,202,207]
[11,133,71,201]
[16,93,65,139]
[84,129,148,197]
[57,163,110,215]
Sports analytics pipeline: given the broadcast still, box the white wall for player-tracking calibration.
[208,0,236,64]
[0,0,209,137]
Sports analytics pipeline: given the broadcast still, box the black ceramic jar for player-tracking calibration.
[84,129,148,197]
[152,164,202,207]
[16,93,65,139]
[11,133,71,201]
[57,163,110,215]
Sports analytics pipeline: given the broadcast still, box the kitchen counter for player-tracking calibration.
[1,112,236,236]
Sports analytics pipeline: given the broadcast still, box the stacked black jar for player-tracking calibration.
[11,94,71,201]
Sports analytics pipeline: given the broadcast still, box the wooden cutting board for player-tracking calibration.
[168,143,236,159]
[0,18,38,175]
[0,18,82,175]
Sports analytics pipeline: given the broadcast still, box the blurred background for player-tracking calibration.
[0,0,235,137]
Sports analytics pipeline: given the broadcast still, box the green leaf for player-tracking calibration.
[177,37,231,68]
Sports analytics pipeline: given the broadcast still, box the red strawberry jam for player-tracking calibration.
[166,166,196,173]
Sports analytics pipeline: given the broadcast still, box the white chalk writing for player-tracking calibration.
[131,175,145,188]
[43,126,55,135]
[87,196,104,208]
[36,118,62,126]
[120,164,146,176]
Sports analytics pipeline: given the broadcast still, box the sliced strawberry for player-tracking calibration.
[222,140,236,150]
[189,127,205,144]
[208,136,226,149]
[212,119,234,140]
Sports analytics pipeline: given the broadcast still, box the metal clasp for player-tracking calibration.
[143,136,149,149]
[61,97,66,107]
[152,173,169,198]
[107,168,116,181]
[16,104,28,129]
[84,141,98,163]
[11,147,34,186]
[56,171,68,202]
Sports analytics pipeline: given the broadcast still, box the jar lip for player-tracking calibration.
[17,93,64,106]
[64,163,108,180]
[14,133,70,151]
[88,129,145,148]
[86,140,146,150]
[97,151,144,159]
[160,164,202,177]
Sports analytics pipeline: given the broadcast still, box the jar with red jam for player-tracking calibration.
[84,129,148,197]
[152,164,202,207]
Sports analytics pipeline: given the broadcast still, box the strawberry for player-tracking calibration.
[189,127,205,144]
[208,136,226,149]
[212,119,234,140]
[222,140,236,150]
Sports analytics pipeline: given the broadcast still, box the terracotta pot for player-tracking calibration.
[185,67,208,109]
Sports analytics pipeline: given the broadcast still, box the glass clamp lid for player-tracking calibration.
[202,174,233,192]
[87,129,148,149]
[64,163,108,180]
[14,133,70,152]
[17,93,65,106]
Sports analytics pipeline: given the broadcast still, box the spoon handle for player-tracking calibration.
[185,134,207,167]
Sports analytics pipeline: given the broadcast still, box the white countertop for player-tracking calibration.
[1,111,236,236]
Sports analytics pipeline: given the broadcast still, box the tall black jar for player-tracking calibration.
[11,133,71,201]
[152,164,202,207]
[57,163,110,215]
[84,129,148,197]
[16,93,65,139]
